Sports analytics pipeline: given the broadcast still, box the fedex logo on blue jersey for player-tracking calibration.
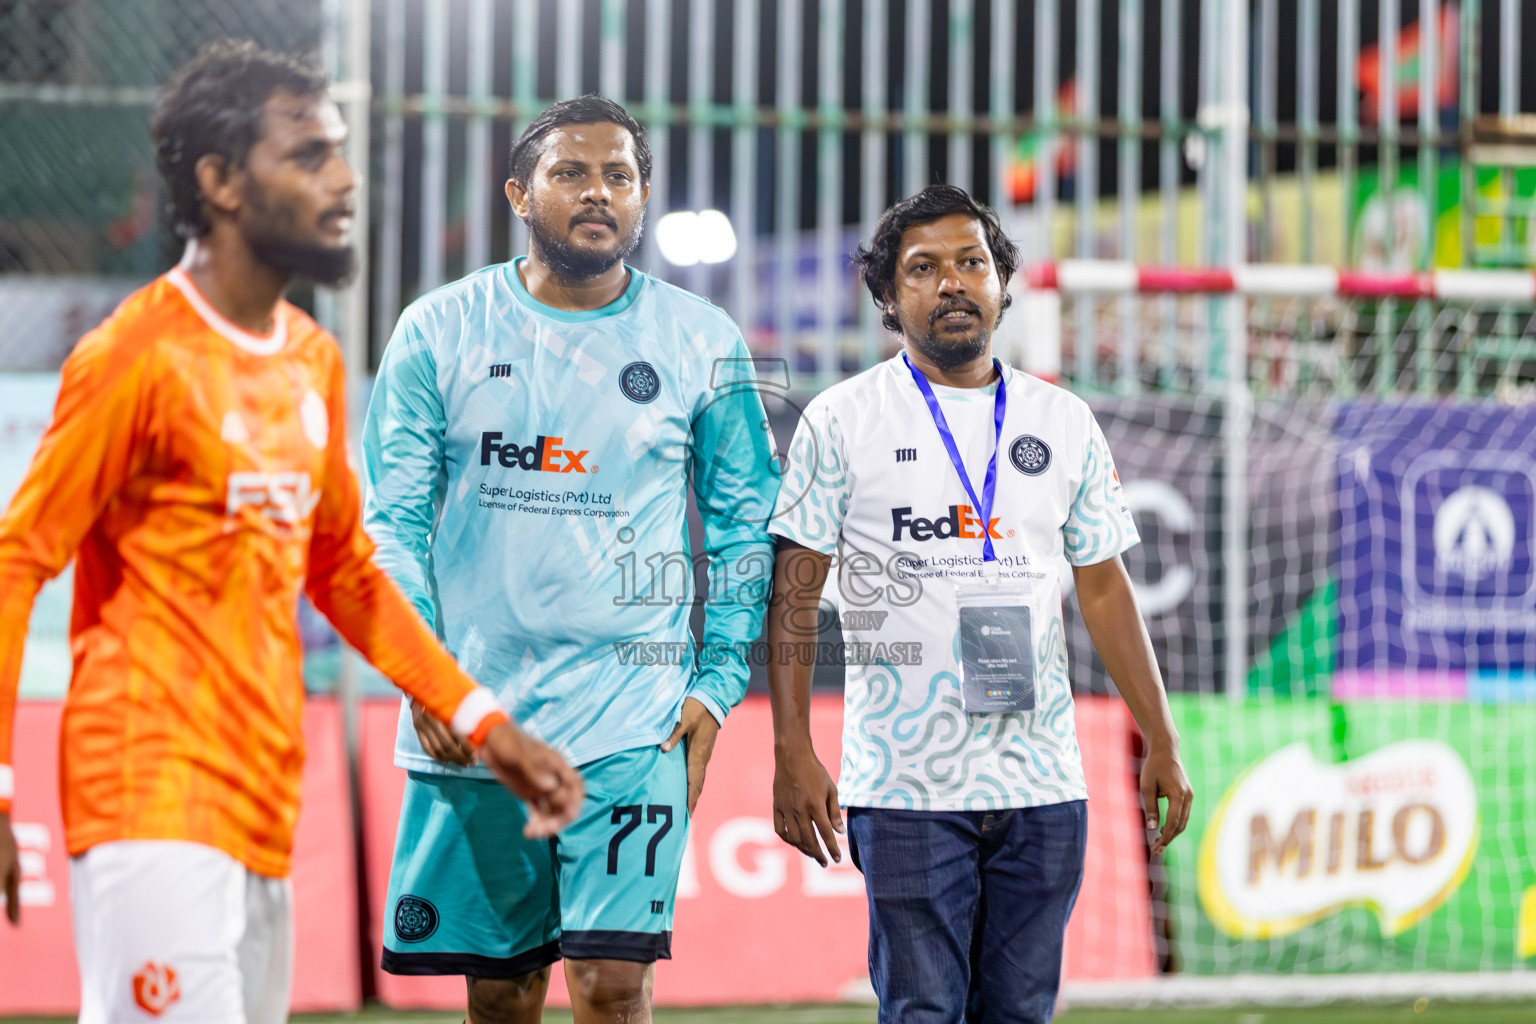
[479,432,590,473]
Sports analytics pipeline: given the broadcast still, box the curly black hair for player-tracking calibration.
[851,184,1021,334]
[509,94,652,187]
[151,39,329,239]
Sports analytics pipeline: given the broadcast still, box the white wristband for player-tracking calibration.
[449,688,504,740]
[0,764,14,801]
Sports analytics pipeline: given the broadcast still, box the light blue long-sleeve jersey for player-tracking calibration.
[364,259,778,775]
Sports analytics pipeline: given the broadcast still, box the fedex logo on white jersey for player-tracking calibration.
[891,504,1005,542]
[226,471,321,523]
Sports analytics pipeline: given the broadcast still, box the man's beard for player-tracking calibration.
[529,205,644,281]
[247,233,356,287]
[907,297,990,371]
[242,183,357,288]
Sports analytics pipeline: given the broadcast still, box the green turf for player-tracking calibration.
[304,1001,1536,1023]
[289,1009,878,1023]
[1056,1002,1536,1023]
[8,999,1536,1022]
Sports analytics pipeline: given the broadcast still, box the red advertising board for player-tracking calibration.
[0,699,362,1015]
[1063,696,1158,982]
[362,693,1154,1009]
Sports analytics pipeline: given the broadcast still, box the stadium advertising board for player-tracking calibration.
[1067,398,1223,695]
[1166,697,1536,973]
[1350,161,1536,270]
[362,694,1155,1008]
[1198,739,1477,940]
[1335,404,1536,699]
[1072,398,1333,697]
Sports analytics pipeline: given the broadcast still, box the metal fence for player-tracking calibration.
[0,0,323,276]
[4,2,1535,382]
[361,1,1535,388]
[0,0,346,367]
[369,0,1251,386]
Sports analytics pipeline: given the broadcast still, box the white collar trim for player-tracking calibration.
[167,267,288,356]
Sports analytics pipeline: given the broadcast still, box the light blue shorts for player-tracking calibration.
[381,743,688,977]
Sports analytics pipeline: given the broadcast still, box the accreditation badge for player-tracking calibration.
[955,579,1038,714]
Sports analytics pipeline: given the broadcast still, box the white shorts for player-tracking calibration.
[70,840,293,1024]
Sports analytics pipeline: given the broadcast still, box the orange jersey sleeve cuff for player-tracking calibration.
[449,688,507,748]
[468,712,510,749]
[0,764,13,813]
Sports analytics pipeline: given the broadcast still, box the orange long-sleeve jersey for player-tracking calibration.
[0,268,505,877]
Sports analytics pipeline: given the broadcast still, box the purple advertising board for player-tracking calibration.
[1334,403,1536,701]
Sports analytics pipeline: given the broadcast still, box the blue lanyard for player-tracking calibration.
[902,353,1007,567]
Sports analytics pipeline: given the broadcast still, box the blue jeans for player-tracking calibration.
[847,801,1088,1024]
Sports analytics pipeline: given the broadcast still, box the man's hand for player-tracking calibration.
[478,723,584,838]
[411,698,476,766]
[772,743,844,867]
[660,697,720,816]
[1,812,19,925]
[1142,744,1193,857]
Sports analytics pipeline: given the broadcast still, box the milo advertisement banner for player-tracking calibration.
[1166,696,1536,972]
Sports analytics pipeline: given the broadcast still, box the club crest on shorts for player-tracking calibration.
[394,894,440,942]
[1009,434,1051,475]
[132,961,180,1016]
[619,361,661,404]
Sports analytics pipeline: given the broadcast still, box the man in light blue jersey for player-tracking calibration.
[365,96,777,1023]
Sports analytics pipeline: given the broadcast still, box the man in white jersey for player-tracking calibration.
[365,96,776,1023]
[766,185,1192,1023]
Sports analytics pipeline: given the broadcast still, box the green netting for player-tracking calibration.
[0,0,321,276]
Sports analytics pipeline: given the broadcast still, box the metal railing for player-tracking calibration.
[360,2,1530,389]
[4,2,1534,386]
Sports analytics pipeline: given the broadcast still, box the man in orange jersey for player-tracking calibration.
[0,40,582,1024]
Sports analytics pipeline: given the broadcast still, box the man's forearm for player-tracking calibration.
[1074,559,1179,751]
[691,540,774,721]
[767,541,832,754]
[310,556,503,740]
[0,573,45,815]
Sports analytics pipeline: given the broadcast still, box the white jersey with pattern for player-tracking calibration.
[769,356,1138,811]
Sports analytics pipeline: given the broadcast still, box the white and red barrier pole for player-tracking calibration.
[1025,260,1536,302]
[1007,260,1536,383]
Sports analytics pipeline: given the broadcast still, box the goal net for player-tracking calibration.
[1051,283,1536,994]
